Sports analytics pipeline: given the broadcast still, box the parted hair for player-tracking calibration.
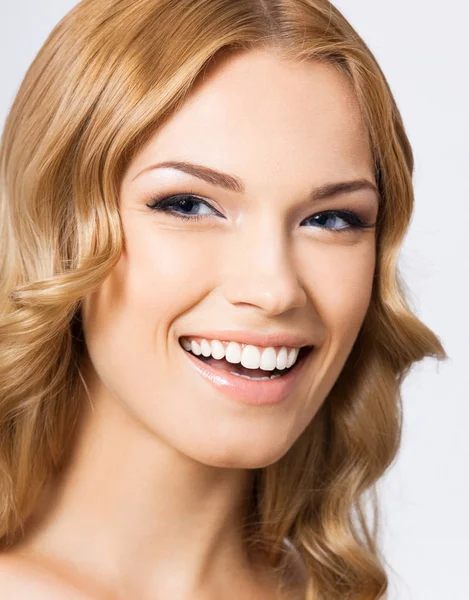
[0,1,446,598]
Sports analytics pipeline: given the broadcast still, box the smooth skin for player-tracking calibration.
[0,48,379,599]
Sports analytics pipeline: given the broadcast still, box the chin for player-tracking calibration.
[182,429,295,470]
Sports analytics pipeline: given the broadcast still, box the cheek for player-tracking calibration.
[112,227,211,320]
[290,238,375,427]
[125,224,218,313]
[299,238,375,341]
[80,222,214,391]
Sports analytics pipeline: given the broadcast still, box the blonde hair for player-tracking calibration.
[0,0,447,598]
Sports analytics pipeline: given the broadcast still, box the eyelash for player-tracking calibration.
[145,192,376,232]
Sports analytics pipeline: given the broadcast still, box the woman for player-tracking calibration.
[0,0,447,598]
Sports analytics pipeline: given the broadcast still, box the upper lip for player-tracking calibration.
[179,329,314,349]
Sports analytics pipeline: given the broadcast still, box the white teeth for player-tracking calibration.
[260,347,277,371]
[276,346,288,370]
[200,339,212,357]
[181,338,192,352]
[210,339,225,360]
[191,340,201,355]
[229,371,282,380]
[181,337,303,372]
[287,348,297,368]
[225,341,242,364]
[241,345,261,369]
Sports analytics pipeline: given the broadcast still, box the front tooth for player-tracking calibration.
[259,347,277,371]
[225,341,242,364]
[200,339,212,357]
[191,340,202,355]
[286,347,299,368]
[276,346,288,370]
[210,339,225,360]
[241,345,261,369]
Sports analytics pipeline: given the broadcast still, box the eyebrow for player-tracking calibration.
[133,160,379,201]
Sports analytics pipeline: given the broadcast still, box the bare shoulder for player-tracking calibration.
[0,553,106,600]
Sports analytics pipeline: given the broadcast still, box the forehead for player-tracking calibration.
[128,49,373,189]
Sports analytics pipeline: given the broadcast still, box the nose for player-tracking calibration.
[220,218,307,317]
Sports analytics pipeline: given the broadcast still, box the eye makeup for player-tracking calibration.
[144,190,376,233]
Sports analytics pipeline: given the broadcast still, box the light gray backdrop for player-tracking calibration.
[1,2,467,599]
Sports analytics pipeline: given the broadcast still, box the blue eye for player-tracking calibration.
[146,194,375,232]
[303,210,370,230]
[147,194,216,221]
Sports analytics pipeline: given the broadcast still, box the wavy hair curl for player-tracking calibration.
[0,1,447,598]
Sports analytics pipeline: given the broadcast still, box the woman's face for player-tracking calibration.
[81,49,379,468]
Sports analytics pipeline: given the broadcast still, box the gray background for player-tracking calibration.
[1,2,467,598]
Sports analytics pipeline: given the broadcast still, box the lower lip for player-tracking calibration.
[180,344,313,406]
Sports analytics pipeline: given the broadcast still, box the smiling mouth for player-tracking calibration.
[180,343,314,380]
